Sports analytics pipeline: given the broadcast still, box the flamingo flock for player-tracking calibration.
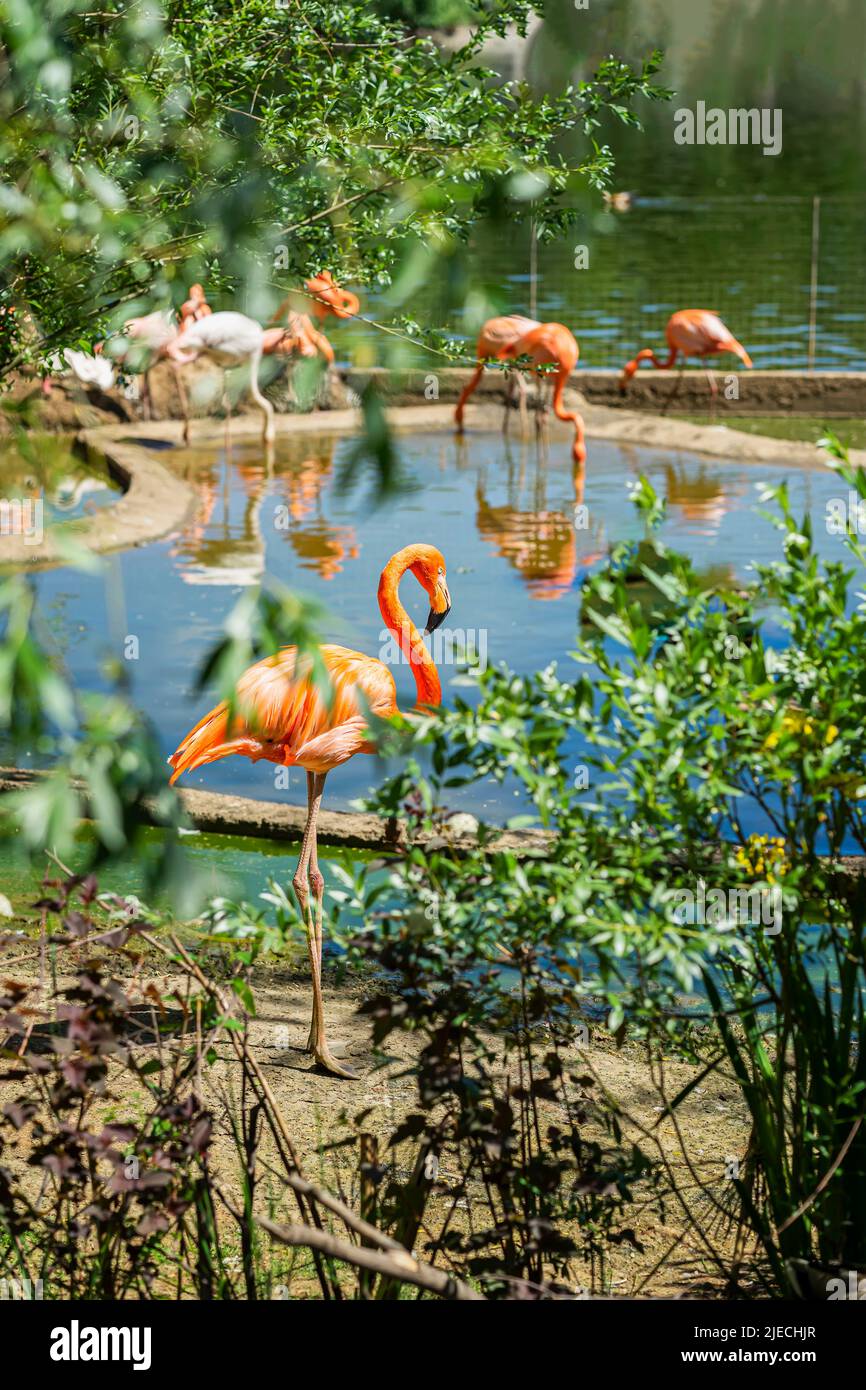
[28,235,757,1083]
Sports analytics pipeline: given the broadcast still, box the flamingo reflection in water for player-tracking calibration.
[471,436,604,601]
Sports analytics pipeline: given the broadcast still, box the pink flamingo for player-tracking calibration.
[169,543,451,1077]
[620,310,753,396]
[456,316,586,463]
[165,311,275,447]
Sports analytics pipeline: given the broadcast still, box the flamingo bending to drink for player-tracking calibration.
[168,543,452,1078]
[455,316,586,463]
[620,310,753,395]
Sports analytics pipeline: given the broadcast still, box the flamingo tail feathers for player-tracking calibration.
[168,702,270,784]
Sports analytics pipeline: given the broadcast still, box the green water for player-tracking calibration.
[343,2,866,374]
[0,434,119,526]
[0,825,370,925]
[677,415,866,450]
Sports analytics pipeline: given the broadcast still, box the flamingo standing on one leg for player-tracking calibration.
[165,311,275,447]
[455,317,586,463]
[619,310,753,396]
[168,543,452,1078]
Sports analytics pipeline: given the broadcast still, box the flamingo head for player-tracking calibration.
[407,544,451,633]
[619,360,638,392]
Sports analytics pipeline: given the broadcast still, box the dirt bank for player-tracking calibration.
[0,955,751,1298]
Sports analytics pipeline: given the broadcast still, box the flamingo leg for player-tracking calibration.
[141,369,152,421]
[503,371,514,436]
[172,365,191,445]
[305,772,323,1053]
[222,371,232,457]
[535,373,549,436]
[663,360,685,415]
[705,365,718,397]
[293,771,357,1080]
[516,369,529,437]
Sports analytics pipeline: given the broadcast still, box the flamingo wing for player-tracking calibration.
[168,644,397,782]
[478,315,540,357]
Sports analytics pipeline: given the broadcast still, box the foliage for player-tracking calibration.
[331,444,866,1288]
[0,0,669,377]
[374,0,473,28]
[0,870,492,1300]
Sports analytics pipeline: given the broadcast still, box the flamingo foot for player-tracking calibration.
[313,1043,358,1080]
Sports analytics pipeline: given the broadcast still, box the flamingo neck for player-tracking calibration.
[378,550,442,709]
[552,367,586,462]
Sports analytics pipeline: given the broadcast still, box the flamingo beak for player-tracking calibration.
[424,582,451,635]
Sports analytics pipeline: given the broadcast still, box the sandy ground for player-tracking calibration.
[0,950,754,1299]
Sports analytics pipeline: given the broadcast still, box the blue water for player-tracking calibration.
[13,426,860,850]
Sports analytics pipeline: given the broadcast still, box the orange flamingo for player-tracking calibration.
[620,310,753,396]
[179,283,213,328]
[268,270,359,365]
[262,317,335,365]
[305,270,360,322]
[455,317,586,463]
[168,543,452,1078]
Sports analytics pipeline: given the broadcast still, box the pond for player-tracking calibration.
[0,435,120,526]
[10,424,858,840]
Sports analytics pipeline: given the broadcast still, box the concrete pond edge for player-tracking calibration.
[3,768,866,875]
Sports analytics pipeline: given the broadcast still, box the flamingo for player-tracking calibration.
[620,310,753,396]
[455,317,586,464]
[42,346,115,395]
[262,316,335,365]
[165,311,275,448]
[123,309,187,420]
[168,542,452,1078]
[179,283,213,328]
[267,270,359,366]
[305,270,360,322]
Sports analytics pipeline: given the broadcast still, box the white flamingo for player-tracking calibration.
[165,311,275,448]
[43,347,115,395]
[122,309,187,420]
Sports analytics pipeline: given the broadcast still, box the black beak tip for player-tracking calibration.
[424,604,451,635]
